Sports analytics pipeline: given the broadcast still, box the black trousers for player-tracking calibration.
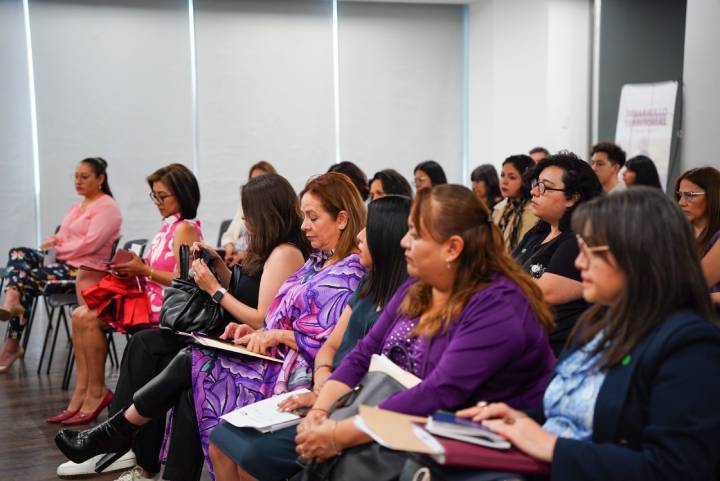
[132,348,204,481]
[109,329,191,477]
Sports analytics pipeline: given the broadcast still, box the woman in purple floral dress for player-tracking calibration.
[55,172,368,481]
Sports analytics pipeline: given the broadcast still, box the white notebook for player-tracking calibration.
[220,389,311,433]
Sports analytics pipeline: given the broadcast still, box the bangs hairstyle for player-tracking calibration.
[300,172,367,260]
[81,157,113,197]
[675,166,720,252]
[360,195,411,308]
[146,163,200,219]
[241,174,310,276]
[400,185,554,338]
[570,187,715,370]
[625,155,662,189]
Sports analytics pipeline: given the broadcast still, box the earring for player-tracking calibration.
[446,260,451,270]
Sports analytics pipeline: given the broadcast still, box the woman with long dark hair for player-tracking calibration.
[413,160,448,191]
[0,157,121,373]
[676,166,720,305]
[471,164,502,209]
[208,195,413,481]
[446,187,720,481]
[368,170,413,201]
[622,155,662,189]
[492,155,538,252]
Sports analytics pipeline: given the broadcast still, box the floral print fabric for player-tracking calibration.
[190,252,365,478]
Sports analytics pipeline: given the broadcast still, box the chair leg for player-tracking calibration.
[37,301,56,375]
[21,297,39,351]
[110,333,119,366]
[62,345,75,391]
[46,307,65,375]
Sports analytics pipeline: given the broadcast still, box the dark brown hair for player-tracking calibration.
[570,187,715,370]
[146,163,200,219]
[80,157,113,197]
[248,160,277,180]
[400,185,554,338]
[674,166,720,252]
[241,174,310,275]
[300,172,367,261]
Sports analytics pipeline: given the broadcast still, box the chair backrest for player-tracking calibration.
[109,237,121,258]
[217,219,233,247]
[123,239,148,257]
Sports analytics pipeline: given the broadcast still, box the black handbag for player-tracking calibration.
[296,347,416,481]
[159,244,227,336]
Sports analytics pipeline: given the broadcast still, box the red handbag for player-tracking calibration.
[81,274,152,333]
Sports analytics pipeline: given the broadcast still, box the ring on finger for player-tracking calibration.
[476,401,488,408]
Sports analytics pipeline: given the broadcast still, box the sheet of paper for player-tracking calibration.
[221,389,310,429]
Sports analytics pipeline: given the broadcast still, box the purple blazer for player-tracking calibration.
[331,276,556,416]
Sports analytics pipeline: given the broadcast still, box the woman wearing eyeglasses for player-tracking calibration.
[513,152,603,355]
[408,187,720,481]
[676,166,720,305]
[52,163,203,427]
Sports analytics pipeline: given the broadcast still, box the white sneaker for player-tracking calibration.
[114,466,159,481]
[57,451,137,478]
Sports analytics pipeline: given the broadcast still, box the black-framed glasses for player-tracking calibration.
[530,179,565,195]
[149,192,174,204]
[675,191,706,203]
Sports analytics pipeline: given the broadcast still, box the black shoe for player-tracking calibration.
[55,411,139,464]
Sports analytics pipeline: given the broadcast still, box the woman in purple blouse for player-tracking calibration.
[294,184,556,475]
[55,173,367,481]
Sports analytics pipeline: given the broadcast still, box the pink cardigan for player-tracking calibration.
[54,195,122,269]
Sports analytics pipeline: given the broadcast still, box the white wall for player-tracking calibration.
[194,0,335,242]
[338,2,464,183]
[680,0,720,172]
[29,0,193,243]
[467,0,591,172]
[0,1,36,258]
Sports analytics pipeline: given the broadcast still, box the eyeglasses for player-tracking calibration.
[530,179,565,195]
[675,191,706,203]
[576,234,610,262]
[149,192,174,204]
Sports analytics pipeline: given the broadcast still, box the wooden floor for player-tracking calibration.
[0,309,211,481]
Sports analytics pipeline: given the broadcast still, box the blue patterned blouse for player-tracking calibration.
[542,333,607,441]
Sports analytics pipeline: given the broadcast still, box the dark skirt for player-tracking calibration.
[209,422,300,481]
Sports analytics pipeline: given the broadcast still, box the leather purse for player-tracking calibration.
[159,244,227,336]
[297,348,416,481]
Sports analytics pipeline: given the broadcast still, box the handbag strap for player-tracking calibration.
[179,244,190,280]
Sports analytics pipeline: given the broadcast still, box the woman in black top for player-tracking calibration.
[514,152,603,355]
[54,174,310,480]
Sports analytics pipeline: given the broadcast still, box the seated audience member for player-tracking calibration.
[0,157,121,373]
[55,172,367,481]
[514,152,603,355]
[368,169,413,201]
[529,146,550,164]
[622,155,662,189]
[208,195,412,481]
[449,187,720,481]
[590,142,626,193]
[221,160,276,266]
[413,160,448,191]
[492,155,538,252]
[327,161,370,201]
[51,164,202,427]
[54,173,311,479]
[676,166,720,305]
[290,185,555,480]
[470,164,502,210]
